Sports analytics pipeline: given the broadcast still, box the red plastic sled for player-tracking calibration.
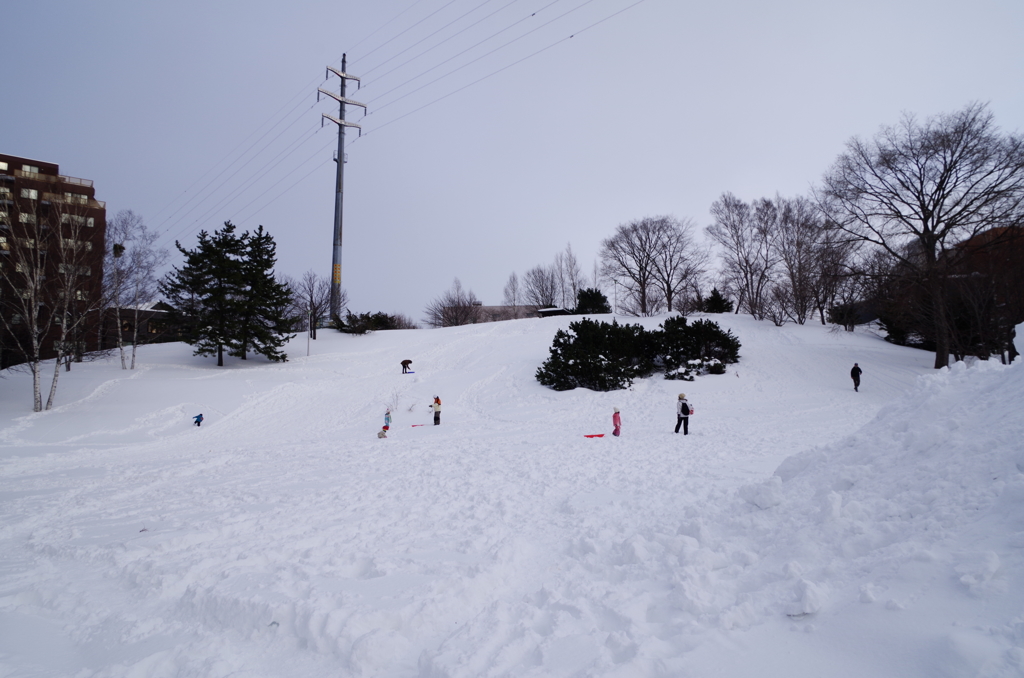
[584,434,605,438]
[411,424,427,427]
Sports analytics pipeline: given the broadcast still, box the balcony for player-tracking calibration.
[13,170,95,190]
[59,175,93,188]
[41,192,105,209]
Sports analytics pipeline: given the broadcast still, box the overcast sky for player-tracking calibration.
[4,0,1023,321]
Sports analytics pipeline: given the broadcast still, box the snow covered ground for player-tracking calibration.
[1,313,1022,678]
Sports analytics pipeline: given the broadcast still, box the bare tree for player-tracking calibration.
[0,191,52,408]
[502,271,521,319]
[523,265,559,308]
[649,216,708,313]
[706,194,780,320]
[291,270,332,339]
[771,196,820,324]
[103,210,168,368]
[423,278,481,327]
[819,102,1024,368]
[811,223,859,325]
[103,210,136,368]
[0,188,105,410]
[600,217,665,316]
[560,243,586,308]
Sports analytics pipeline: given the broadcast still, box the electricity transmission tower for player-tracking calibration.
[318,54,366,319]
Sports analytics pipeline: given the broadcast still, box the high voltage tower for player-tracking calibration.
[318,54,366,319]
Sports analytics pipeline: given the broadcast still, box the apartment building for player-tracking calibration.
[0,153,107,369]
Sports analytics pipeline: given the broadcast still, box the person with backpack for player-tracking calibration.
[430,396,441,425]
[851,363,862,392]
[193,413,204,427]
[675,394,691,435]
[612,408,622,437]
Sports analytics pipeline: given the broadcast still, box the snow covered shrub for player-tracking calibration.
[337,311,417,334]
[535,318,656,391]
[664,357,725,380]
[536,316,740,390]
[657,316,740,378]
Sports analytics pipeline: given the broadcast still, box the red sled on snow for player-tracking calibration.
[584,434,605,438]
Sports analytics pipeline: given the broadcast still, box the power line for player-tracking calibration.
[370,0,595,113]
[361,0,504,77]
[347,0,433,55]
[358,0,649,139]
[152,76,329,231]
[232,136,339,226]
[366,0,571,108]
[355,0,463,65]
[363,0,523,86]
[154,100,320,242]
[158,122,323,246]
[163,0,650,239]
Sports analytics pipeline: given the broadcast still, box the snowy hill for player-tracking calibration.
[1,314,1022,677]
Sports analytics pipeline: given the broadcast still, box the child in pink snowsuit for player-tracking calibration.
[612,408,621,437]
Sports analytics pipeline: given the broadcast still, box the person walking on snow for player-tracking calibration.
[193,413,204,427]
[612,408,622,437]
[675,394,691,435]
[401,359,412,374]
[431,396,441,425]
[851,363,862,392]
[384,408,392,429]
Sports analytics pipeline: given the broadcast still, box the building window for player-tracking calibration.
[21,164,39,174]
[0,161,8,171]
[0,187,10,196]
[19,213,36,224]
[57,264,91,277]
[20,188,39,200]
[12,314,23,324]
[87,217,94,228]
[76,290,86,301]
[0,236,8,251]
[64,193,88,204]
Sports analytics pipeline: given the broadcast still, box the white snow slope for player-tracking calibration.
[2,313,1023,678]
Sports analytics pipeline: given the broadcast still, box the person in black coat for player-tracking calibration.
[850,363,862,392]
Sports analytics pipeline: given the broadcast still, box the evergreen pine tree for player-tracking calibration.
[231,225,294,362]
[574,287,612,314]
[702,287,735,313]
[160,222,246,367]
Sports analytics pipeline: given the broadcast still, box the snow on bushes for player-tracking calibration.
[536,315,740,390]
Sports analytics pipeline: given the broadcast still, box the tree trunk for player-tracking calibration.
[31,361,42,412]
[131,306,141,369]
[115,305,126,369]
[46,352,63,410]
[929,278,951,369]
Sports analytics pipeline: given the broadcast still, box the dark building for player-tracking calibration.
[99,301,182,349]
[0,153,107,369]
